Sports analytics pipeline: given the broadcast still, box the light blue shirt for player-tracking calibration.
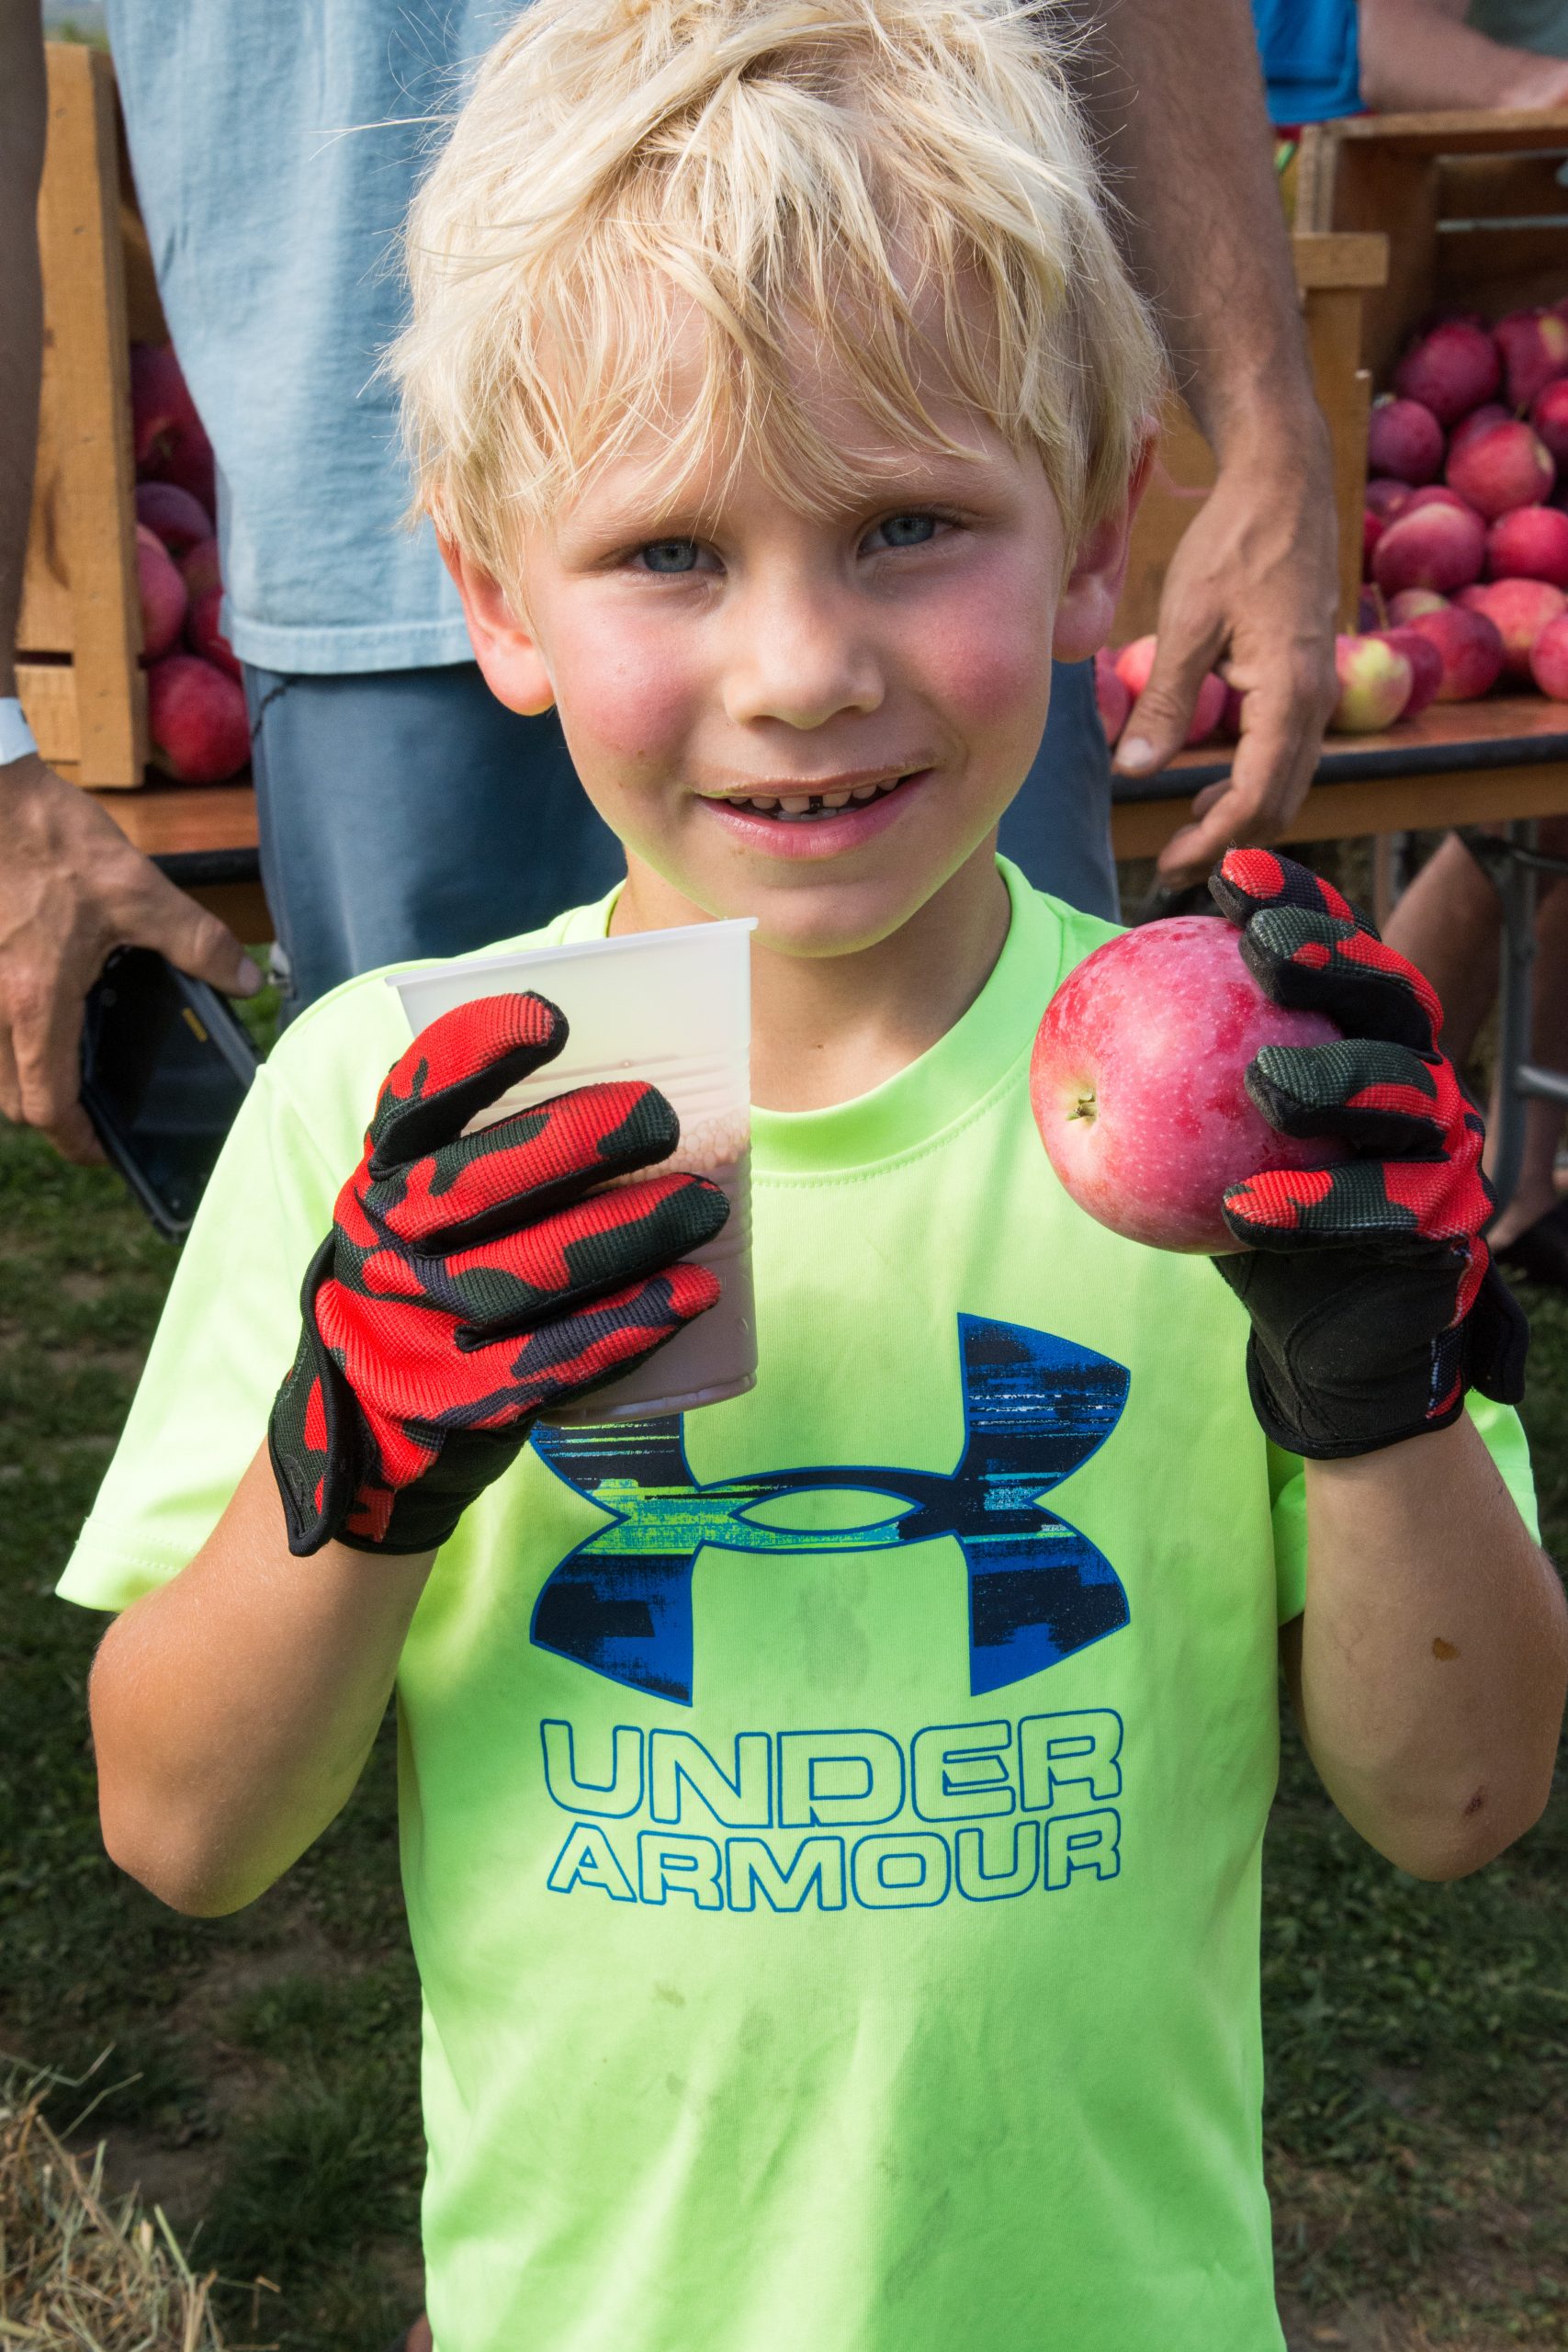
[106,4,518,674]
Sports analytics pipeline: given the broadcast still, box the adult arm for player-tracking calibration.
[1360,0,1568,112]
[90,1445,434,1916]
[0,0,257,1162]
[1285,1416,1567,1879]
[1070,0,1339,884]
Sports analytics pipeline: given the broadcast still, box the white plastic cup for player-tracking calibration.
[387,919,757,1421]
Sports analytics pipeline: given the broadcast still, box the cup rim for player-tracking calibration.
[383,914,757,1001]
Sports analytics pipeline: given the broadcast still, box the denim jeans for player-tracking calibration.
[244,656,1115,1018]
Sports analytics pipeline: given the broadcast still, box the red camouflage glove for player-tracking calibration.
[268,992,728,1555]
[1208,849,1529,1459]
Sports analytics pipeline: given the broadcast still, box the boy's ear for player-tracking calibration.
[438,535,556,717]
[1050,427,1156,666]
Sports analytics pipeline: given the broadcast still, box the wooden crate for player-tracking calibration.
[1295,107,1568,381]
[16,43,167,789]
[1113,232,1387,643]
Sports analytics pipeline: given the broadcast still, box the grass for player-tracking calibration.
[0,1053,1564,2347]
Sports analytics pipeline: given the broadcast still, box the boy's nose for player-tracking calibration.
[721,585,884,730]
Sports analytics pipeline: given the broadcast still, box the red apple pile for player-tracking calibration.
[1350,302,1568,716]
[130,342,248,783]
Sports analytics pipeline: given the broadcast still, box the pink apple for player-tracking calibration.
[1030,919,1344,1255]
[1371,499,1485,596]
[1111,639,1225,744]
[179,534,221,601]
[1363,507,1384,571]
[1404,485,1480,517]
[1094,648,1132,744]
[1365,478,1415,521]
[1495,307,1568,409]
[1218,681,1246,740]
[133,480,212,555]
[1113,636,1156,698]
[1331,633,1413,732]
[130,342,200,472]
[1486,503,1568,589]
[1456,578,1566,678]
[1375,627,1443,717]
[135,528,186,661]
[1529,614,1568,698]
[1367,395,1443,484]
[1530,377,1568,470]
[146,653,249,783]
[1446,419,1554,520]
[1387,587,1450,625]
[154,417,217,514]
[1403,604,1506,700]
[1449,402,1511,458]
[1393,320,1502,425]
[185,584,242,682]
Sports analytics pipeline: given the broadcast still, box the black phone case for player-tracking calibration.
[80,952,259,1240]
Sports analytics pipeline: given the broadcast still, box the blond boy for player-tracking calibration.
[68,4,1564,2346]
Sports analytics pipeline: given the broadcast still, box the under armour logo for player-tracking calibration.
[530,1314,1130,1704]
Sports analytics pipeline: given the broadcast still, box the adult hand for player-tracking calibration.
[1113,412,1339,888]
[0,752,262,1161]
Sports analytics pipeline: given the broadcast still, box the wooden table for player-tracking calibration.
[1111,695,1568,860]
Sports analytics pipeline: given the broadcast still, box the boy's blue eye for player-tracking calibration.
[869,513,939,550]
[638,538,701,573]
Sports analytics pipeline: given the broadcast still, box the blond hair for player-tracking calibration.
[393,0,1163,584]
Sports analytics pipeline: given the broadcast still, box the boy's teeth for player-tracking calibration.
[719,774,910,819]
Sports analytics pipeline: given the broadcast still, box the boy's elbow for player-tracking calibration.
[98,1795,259,1918]
[1369,1774,1555,1883]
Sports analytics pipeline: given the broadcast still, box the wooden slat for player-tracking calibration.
[16,662,79,764]
[1438,153,1568,220]
[1337,147,1442,382]
[1112,761,1568,861]
[1303,288,1371,629]
[1436,221,1568,321]
[1289,232,1389,289]
[28,46,143,788]
[1325,107,1568,153]
[90,781,258,858]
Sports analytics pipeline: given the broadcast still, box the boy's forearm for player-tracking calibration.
[89,1446,434,1916]
[1288,1417,1567,1880]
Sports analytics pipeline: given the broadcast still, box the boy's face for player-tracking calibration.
[447,326,1138,957]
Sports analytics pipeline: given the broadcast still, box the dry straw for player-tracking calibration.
[0,2068,233,2352]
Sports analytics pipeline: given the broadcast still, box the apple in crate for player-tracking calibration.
[1393,320,1501,425]
[147,652,249,784]
[1330,633,1411,732]
[1030,920,1343,1255]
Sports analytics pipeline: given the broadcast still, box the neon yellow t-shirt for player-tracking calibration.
[61,861,1535,2352]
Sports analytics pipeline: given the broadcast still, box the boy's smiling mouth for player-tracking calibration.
[698,769,927,825]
